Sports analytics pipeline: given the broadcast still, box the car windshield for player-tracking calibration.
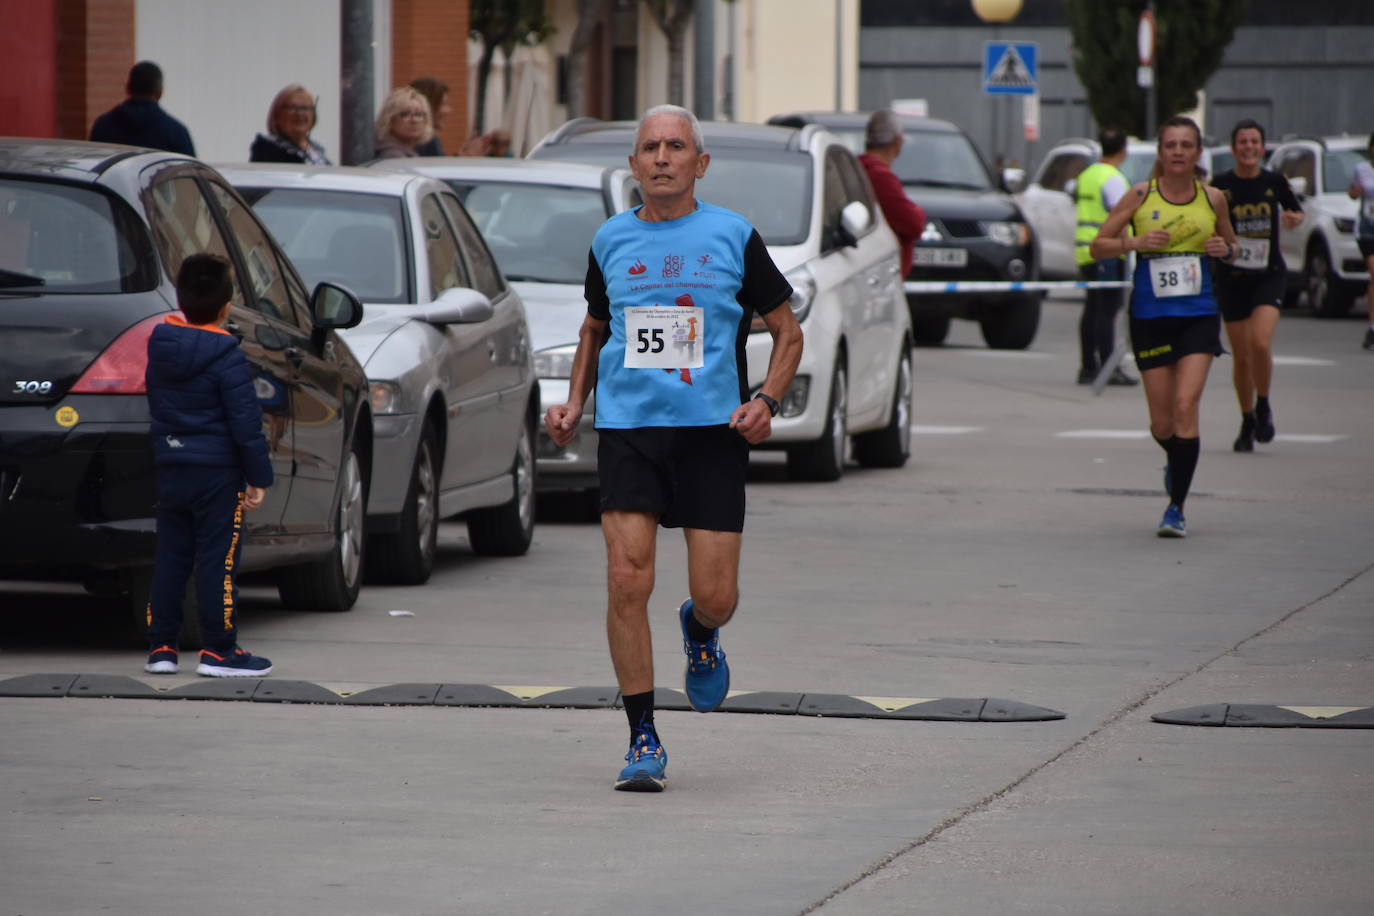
[238,187,409,303]
[0,178,157,292]
[1324,148,1370,192]
[893,131,994,190]
[1120,150,1161,184]
[535,145,813,245]
[448,181,607,284]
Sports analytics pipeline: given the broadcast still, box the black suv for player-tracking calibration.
[769,112,1042,349]
[0,140,371,636]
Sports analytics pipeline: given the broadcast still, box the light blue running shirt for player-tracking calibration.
[585,201,791,429]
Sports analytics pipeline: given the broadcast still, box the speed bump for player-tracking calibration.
[1153,703,1374,728]
[0,674,1064,723]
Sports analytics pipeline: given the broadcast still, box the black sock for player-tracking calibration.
[1255,396,1270,418]
[623,690,655,740]
[1166,436,1200,508]
[684,608,716,641]
[1153,433,1172,455]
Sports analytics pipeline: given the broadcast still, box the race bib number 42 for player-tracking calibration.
[1233,237,1270,271]
[624,306,705,369]
[1149,254,1203,298]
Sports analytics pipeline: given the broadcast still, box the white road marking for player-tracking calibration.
[1273,434,1349,443]
[1277,706,1366,719]
[1055,429,1152,439]
[911,425,984,435]
[967,350,1054,359]
[1273,356,1336,366]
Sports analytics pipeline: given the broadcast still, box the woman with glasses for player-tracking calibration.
[373,87,432,160]
[250,83,330,164]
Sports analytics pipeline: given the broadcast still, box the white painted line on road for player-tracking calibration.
[911,425,984,435]
[1055,429,1152,439]
[1274,434,1349,443]
[967,350,1053,359]
[1273,356,1336,367]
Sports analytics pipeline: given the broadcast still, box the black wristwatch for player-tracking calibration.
[754,392,780,417]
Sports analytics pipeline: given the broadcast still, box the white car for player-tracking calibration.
[1018,138,1212,279]
[1267,136,1370,316]
[529,119,914,482]
[220,165,539,585]
[370,157,642,494]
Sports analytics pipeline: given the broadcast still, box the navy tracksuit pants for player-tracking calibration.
[146,465,247,652]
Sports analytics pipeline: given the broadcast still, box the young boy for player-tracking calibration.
[143,253,274,677]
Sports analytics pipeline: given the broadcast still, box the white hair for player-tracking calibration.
[865,110,903,149]
[634,104,706,154]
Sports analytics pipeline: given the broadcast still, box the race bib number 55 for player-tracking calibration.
[624,306,705,369]
[1149,254,1203,298]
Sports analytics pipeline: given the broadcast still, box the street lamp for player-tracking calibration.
[971,0,1022,22]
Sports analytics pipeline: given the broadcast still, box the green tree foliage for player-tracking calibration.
[470,0,554,132]
[1067,0,1248,137]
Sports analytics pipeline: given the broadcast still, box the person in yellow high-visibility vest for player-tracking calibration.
[1073,127,1136,385]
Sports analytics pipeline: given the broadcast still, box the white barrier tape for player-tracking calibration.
[904,280,1131,293]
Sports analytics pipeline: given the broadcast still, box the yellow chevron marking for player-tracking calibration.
[1276,706,1366,719]
[854,696,939,712]
[493,685,572,701]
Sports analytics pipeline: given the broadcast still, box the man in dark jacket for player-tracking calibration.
[89,61,196,156]
[858,109,926,278]
[143,254,272,678]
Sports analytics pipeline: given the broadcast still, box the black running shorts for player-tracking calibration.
[1359,238,1374,259]
[1129,313,1224,372]
[1216,269,1285,322]
[597,425,748,532]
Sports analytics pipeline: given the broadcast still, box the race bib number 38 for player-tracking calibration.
[1149,254,1203,298]
[624,306,705,369]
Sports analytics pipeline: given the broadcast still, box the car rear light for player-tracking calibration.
[69,314,165,394]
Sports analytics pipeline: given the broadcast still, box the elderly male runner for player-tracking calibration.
[545,105,803,791]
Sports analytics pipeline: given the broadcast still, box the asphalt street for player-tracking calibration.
[2,295,1372,915]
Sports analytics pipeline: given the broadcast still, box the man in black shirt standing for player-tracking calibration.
[89,61,195,156]
[1211,120,1302,452]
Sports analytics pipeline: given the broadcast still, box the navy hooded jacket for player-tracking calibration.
[145,317,273,488]
[90,98,195,156]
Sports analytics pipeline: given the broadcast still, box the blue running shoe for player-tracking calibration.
[615,729,667,792]
[197,646,273,678]
[679,598,729,713]
[144,645,178,674]
[1157,504,1186,538]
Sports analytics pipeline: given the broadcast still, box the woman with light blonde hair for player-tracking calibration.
[374,87,432,159]
[250,83,330,164]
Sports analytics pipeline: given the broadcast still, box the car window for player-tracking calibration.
[1324,148,1369,194]
[892,130,994,191]
[0,178,158,293]
[240,187,409,304]
[449,180,604,286]
[207,180,297,326]
[834,147,876,227]
[1120,150,1160,184]
[438,191,506,298]
[142,175,241,305]
[821,150,847,251]
[1038,152,1089,192]
[419,193,468,299]
[1288,149,1317,189]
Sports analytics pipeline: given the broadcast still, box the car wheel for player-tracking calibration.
[1305,240,1354,317]
[787,356,847,482]
[366,421,439,585]
[467,411,536,556]
[854,344,912,469]
[911,314,951,347]
[123,570,204,650]
[277,436,366,612]
[980,295,1041,350]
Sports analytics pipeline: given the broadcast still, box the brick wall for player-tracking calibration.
[56,0,135,140]
[390,0,471,153]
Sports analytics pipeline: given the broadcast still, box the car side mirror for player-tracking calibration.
[421,286,494,325]
[1002,167,1027,193]
[310,281,364,330]
[836,201,871,248]
[1289,176,1308,197]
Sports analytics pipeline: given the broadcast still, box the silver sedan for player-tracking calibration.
[372,158,640,494]
[219,164,539,585]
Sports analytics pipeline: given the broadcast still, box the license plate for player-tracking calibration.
[914,247,968,267]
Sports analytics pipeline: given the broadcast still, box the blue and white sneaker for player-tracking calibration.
[1157,504,1187,538]
[615,729,667,792]
[144,645,179,674]
[679,599,729,713]
[197,646,273,678]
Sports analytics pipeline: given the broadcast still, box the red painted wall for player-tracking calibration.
[0,0,59,137]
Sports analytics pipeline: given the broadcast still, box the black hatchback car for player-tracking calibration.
[769,112,1043,349]
[0,139,371,633]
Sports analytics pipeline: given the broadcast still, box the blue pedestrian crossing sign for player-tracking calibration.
[983,41,1038,95]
